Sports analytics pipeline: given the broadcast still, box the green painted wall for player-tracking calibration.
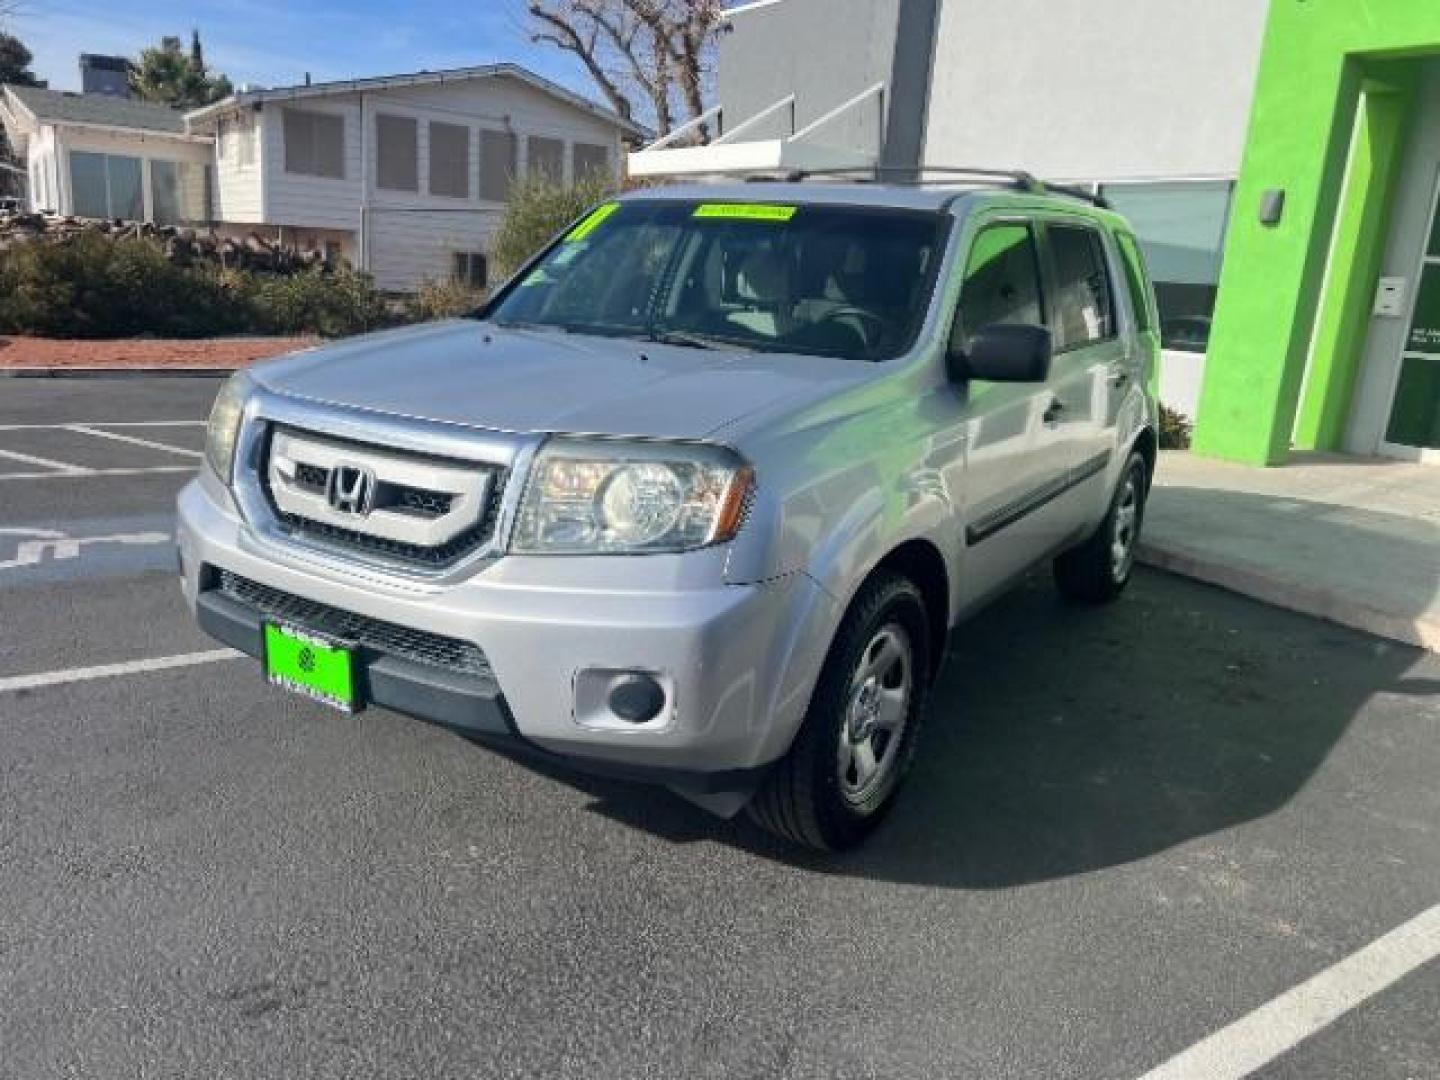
[1193,1,1440,465]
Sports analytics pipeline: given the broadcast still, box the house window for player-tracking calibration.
[453,252,487,289]
[1098,180,1235,353]
[480,129,517,202]
[376,113,418,192]
[151,160,180,226]
[528,136,564,182]
[283,108,345,179]
[429,122,469,199]
[69,151,142,220]
[572,142,609,181]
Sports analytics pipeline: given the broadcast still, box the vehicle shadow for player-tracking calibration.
[486,566,1432,889]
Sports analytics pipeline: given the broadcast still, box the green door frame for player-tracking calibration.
[1293,70,1416,451]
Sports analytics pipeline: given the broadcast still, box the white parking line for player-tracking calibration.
[1137,903,1440,1080]
[0,649,242,695]
[0,446,87,474]
[65,424,204,459]
[0,420,206,432]
[0,465,197,481]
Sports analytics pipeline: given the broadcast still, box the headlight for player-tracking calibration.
[512,438,753,554]
[204,372,251,482]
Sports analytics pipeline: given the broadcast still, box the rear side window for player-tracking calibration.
[1047,224,1115,350]
[1115,231,1155,333]
[952,222,1046,351]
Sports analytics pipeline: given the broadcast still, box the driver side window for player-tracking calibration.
[951,222,1046,354]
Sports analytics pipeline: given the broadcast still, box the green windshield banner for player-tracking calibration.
[565,202,620,242]
[692,203,798,222]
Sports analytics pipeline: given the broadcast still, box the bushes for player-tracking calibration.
[1159,404,1194,450]
[489,173,617,281]
[238,266,389,337]
[405,277,486,323]
[0,232,240,338]
[0,232,389,339]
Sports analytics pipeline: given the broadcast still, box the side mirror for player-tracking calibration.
[947,324,1053,383]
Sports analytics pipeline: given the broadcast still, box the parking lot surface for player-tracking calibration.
[1,378,1437,1079]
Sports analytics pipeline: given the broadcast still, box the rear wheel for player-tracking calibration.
[1053,450,1148,604]
[747,571,930,851]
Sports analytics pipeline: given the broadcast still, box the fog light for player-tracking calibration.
[608,673,665,724]
[574,668,672,731]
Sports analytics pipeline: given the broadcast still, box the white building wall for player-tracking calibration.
[261,97,364,230]
[26,127,59,212]
[924,0,1268,181]
[211,110,264,222]
[367,210,498,292]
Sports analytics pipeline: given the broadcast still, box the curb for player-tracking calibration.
[1137,540,1439,653]
[0,367,236,379]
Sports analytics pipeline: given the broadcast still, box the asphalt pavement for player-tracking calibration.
[1,378,1437,1079]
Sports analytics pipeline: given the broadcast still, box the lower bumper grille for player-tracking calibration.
[217,570,492,679]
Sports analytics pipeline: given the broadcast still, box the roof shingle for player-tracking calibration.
[3,85,187,134]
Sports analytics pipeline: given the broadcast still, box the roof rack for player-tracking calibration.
[760,164,1110,209]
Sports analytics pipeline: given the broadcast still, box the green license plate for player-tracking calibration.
[263,622,358,713]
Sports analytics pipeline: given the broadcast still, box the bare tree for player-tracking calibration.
[527,0,724,141]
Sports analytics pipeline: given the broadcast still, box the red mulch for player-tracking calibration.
[0,335,318,370]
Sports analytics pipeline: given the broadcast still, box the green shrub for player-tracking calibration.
[239,266,390,337]
[0,234,391,339]
[405,277,487,323]
[1159,404,1193,450]
[489,173,617,281]
[0,232,244,338]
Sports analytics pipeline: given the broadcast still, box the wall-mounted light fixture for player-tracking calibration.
[1259,188,1286,227]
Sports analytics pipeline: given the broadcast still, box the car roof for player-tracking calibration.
[616,181,1122,225]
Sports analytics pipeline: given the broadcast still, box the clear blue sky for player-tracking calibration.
[17,0,602,101]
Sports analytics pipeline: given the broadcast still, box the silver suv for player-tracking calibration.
[178,179,1159,850]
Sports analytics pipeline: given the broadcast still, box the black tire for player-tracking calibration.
[747,571,931,851]
[1053,450,1149,605]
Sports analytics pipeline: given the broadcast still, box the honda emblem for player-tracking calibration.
[327,464,377,516]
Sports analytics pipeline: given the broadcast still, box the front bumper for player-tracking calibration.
[176,473,838,788]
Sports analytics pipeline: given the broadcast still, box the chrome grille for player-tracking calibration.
[218,570,494,680]
[260,426,502,570]
[295,463,329,491]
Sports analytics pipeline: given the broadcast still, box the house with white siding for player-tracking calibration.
[1,62,641,292]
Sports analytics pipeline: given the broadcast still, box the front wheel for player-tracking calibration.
[747,571,931,851]
[1053,450,1148,605]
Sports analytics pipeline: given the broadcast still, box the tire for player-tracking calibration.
[1053,450,1148,605]
[747,571,931,851]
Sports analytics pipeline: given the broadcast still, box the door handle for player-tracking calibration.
[1042,397,1065,424]
[1108,369,1131,388]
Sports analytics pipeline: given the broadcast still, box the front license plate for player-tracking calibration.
[263,622,358,713]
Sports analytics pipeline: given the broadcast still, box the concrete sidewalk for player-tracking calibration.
[1139,450,1440,651]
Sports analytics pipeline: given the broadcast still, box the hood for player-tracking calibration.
[251,320,872,440]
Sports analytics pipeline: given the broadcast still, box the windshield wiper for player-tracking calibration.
[645,328,738,351]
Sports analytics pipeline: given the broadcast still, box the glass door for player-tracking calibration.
[1382,178,1440,462]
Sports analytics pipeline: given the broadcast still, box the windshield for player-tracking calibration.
[485,200,951,362]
